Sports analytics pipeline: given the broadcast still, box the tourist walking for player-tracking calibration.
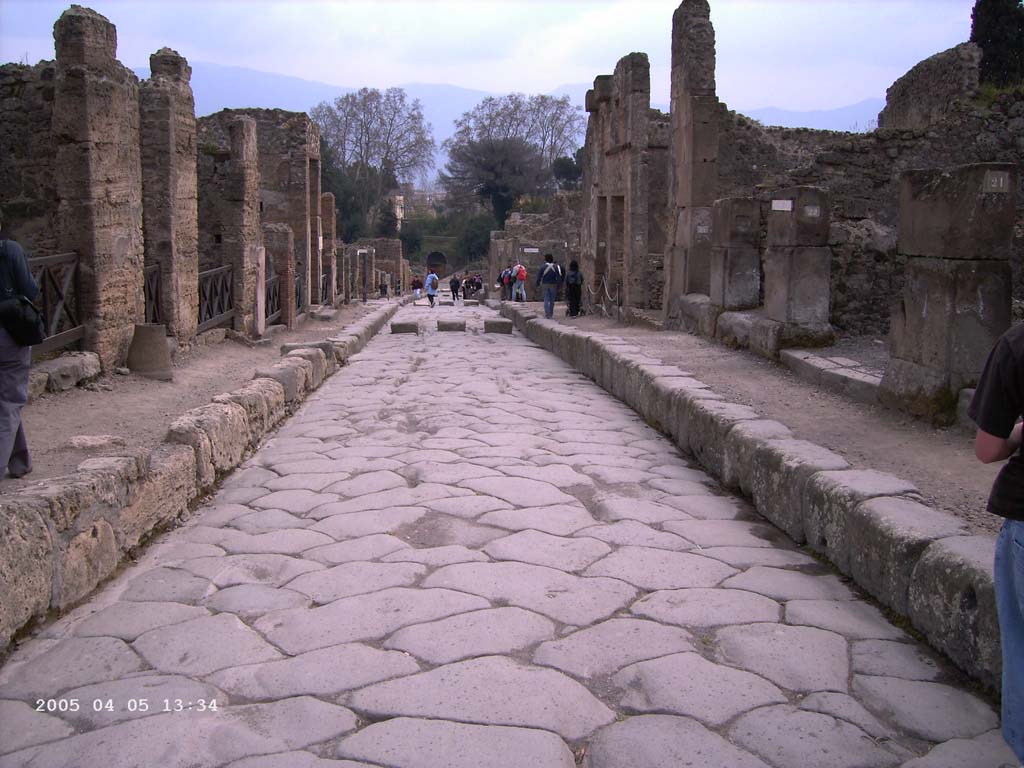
[425,268,439,308]
[970,329,1024,763]
[565,260,584,317]
[535,253,564,319]
[500,265,513,301]
[412,277,422,302]
[511,261,528,302]
[0,212,39,479]
[449,274,461,304]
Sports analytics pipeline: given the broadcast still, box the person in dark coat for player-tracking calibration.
[0,210,39,479]
[565,260,584,317]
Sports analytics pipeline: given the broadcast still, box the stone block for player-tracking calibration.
[167,402,250,491]
[673,293,720,337]
[709,246,759,310]
[748,315,783,359]
[463,299,480,306]
[958,388,976,430]
[713,196,759,249]
[879,358,957,423]
[886,257,1010,389]
[767,187,830,247]
[908,536,1000,688]
[899,163,1018,260]
[484,318,513,334]
[215,378,287,446]
[36,352,102,392]
[254,359,312,404]
[391,321,419,334]
[721,419,792,493]
[749,439,850,543]
[763,246,831,325]
[280,341,335,369]
[778,323,835,350]
[0,498,53,648]
[779,350,840,386]
[819,368,880,404]
[439,300,454,306]
[685,400,761,478]
[803,470,920,574]
[28,371,48,400]
[115,444,196,551]
[286,348,329,389]
[671,384,724,449]
[714,311,755,349]
[54,519,118,610]
[434,319,465,334]
[848,497,967,616]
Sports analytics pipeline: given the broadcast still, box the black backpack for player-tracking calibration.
[0,241,45,346]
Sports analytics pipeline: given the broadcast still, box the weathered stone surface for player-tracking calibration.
[56,518,119,610]
[176,553,321,587]
[730,705,901,768]
[311,507,427,538]
[0,700,75,754]
[533,619,694,678]
[851,639,942,680]
[74,600,209,640]
[614,652,786,725]
[722,566,855,601]
[133,613,283,676]
[336,717,575,768]
[36,351,102,392]
[255,587,490,654]
[0,636,144,699]
[305,533,409,564]
[385,607,555,664]
[574,520,693,551]
[460,477,576,507]
[786,600,907,640]
[422,562,636,625]
[900,729,1020,768]
[484,318,514,334]
[287,561,426,603]
[799,692,894,739]
[202,584,310,617]
[207,642,420,699]
[0,501,53,648]
[583,546,736,590]
[380,544,489,566]
[595,496,696,524]
[437,319,466,332]
[167,401,250,490]
[720,419,792,493]
[632,587,780,627]
[229,753,371,768]
[119,565,212,603]
[478,505,597,536]
[347,656,615,740]
[391,321,419,334]
[699,546,817,569]
[662,519,787,548]
[852,675,999,742]
[715,623,849,692]
[58,674,224,729]
[482,530,609,571]
[583,715,771,768]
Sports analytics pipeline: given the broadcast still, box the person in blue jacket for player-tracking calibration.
[535,253,564,319]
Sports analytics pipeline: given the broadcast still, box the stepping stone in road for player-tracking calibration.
[438,319,466,332]
[484,318,513,334]
[390,321,419,334]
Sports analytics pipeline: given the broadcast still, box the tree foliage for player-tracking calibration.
[374,199,399,237]
[455,213,496,263]
[971,0,1024,87]
[440,137,548,228]
[445,94,585,170]
[552,147,584,191]
[312,88,435,240]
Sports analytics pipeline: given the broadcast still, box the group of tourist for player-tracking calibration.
[449,273,483,302]
[497,255,585,319]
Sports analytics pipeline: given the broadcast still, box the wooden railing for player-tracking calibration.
[28,252,84,355]
[265,274,282,325]
[197,264,234,332]
[144,264,162,324]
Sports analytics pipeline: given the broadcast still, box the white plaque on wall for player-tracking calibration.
[523,247,540,253]
[984,170,1010,193]
[771,199,794,212]
[803,205,821,218]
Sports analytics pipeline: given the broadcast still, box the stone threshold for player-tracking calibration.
[0,298,411,655]
[780,349,882,405]
[497,301,1000,692]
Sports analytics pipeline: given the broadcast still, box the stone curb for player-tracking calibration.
[497,301,1001,690]
[0,299,408,653]
[780,349,881,404]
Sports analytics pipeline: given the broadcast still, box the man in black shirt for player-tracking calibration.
[970,324,1024,761]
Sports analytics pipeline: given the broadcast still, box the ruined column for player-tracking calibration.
[140,47,198,343]
[309,158,323,305]
[663,0,720,319]
[224,118,262,335]
[53,6,144,368]
[709,197,759,310]
[763,186,832,327]
[320,192,338,306]
[880,163,1016,421]
[264,223,296,328]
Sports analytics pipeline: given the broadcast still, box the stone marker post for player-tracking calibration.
[880,162,1017,420]
[709,196,759,310]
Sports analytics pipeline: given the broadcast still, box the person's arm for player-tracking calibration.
[976,422,1023,463]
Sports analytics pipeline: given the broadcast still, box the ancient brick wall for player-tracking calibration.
[358,238,403,284]
[878,43,981,131]
[0,63,59,254]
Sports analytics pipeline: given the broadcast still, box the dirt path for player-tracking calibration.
[6,301,391,489]
[556,310,1001,537]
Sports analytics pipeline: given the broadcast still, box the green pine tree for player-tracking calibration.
[971,0,1024,87]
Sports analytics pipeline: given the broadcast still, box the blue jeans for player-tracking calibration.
[542,285,557,318]
[512,281,527,301]
[996,518,1024,760]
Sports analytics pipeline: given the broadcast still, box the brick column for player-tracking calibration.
[320,192,338,305]
[263,223,296,328]
[225,118,261,335]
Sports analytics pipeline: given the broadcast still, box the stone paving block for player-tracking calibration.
[0,636,144,700]
[133,613,283,676]
[59,674,225,729]
[785,600,907,640]
[217,529,335,556]
[73,601,210,641]
[803,470,921,574]
[900,729,1020,768]
[573,521,694,552]
[852,675,999,742]
[749,438,850,543]
[632,587,781,627]
[484,530,610,571]
[336,717,575,768]
[309,484,461,516]
[380,544,490,567]
[202,584,310,617]
[722,566,855,601]
[460,476,577,507]
[715,623,849,692]
[594,496,696,524]
[0,700,75,754]
[422,561,636,626]
[347,656,615,740]
[421,495,513,518]
[0,697,357,768]
[779,348,840,386]
[176,553,322,588]
[305,533,410,565]
[583,546,737,590]
[851,640,942,681]
[478,505,598,536]
[119,566,212,604]
[287,561,427,603]
[384,607,555,664]
[720,419,793,494]
[730,705,902,768]
[249,488,338,514]
[821,366,882,404]
[390,321,419,334]
[311,507,428,539]
[228,753,373,768]
[533,618,694,678]
[254,586,490,655]
[437,319,467,332]
[798,692,894,739]
[698,546,818,569]
[848,497,967,615]
[907,535,1001,689]
[583,715,771,768]
[207,642,420,700]
[614,652,787,726]
[662,519,788,549]
[229,509,308,534]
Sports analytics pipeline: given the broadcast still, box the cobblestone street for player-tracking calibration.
[0,304,1016,768]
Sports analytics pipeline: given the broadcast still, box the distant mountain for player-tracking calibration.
[742,98,885,133]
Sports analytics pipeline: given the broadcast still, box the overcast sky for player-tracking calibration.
[0,0,975,111]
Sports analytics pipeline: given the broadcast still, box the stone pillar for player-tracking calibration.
[709,197,759,310]
[224,118,262,335]
[763,186,831,325]
[880,163,1017,421]
[53,6,144,369]
[264,223,296,328]
[289,150,311,314]
[320,192,337,305]
[140,47,198,343]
